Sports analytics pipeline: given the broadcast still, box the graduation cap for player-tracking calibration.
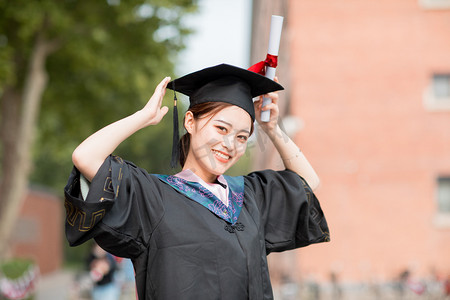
[167,63,284,168]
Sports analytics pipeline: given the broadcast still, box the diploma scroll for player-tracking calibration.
[261,15,283,122]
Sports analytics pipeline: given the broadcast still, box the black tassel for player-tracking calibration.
[171,82,179,168]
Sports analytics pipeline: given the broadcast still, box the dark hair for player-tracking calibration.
[179,102,254,167]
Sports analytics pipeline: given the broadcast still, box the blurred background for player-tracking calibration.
[0,0,449,299]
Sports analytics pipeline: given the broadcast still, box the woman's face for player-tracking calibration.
[184,105,252,181]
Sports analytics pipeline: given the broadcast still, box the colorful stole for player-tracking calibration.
[155,174,244,225]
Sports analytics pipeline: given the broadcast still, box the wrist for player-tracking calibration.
[134,109,156,128]
[264,124,282,140]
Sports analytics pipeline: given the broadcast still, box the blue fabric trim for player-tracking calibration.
[155,174,244,224]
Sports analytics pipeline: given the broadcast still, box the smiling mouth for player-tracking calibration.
[212,149,232,162]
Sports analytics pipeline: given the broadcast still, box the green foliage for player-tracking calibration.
[0,0,197,189]
[63,239,93,270]
[0,258,35,299]
[0,0,198,268]
[0,0,198,267]
[226,148,252,176]
[0,258,33,279]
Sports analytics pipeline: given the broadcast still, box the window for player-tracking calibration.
[437,177,450,213]
[433,74,450,99]
[423,73,450,111]
[434,177,450,227]
[419,0,450,9]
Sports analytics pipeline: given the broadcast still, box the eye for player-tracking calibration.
[216,126,227,133]
[237,135,248,142]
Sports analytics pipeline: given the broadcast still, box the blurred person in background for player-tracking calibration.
[87,242,120,300]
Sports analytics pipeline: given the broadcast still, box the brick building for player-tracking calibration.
[251,0,450,284]
[11,188,63,274]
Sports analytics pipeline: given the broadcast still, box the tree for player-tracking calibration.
[0,0,197,258]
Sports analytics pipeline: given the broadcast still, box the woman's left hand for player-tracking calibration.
[254,77,280,136]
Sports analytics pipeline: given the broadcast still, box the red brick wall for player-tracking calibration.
[11,189,63,274]
[288,0,450,282]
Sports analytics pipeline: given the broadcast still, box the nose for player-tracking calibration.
[221,134,235,152]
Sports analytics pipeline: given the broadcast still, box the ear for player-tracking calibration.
[184,111,195,134]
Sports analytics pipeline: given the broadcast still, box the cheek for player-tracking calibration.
[202,127,223,145]
[191,129,219,154]
[235,141,247,157]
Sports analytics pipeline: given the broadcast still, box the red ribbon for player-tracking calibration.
[248,54,278,75]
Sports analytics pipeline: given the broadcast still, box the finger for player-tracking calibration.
[158,87,167,106]
[157,77,170,105]
[258,97,277,111]
[148,77,170,109]
[151,106,169,125]
[265,92,279,104]
[148,78,167,99]
[258,100,264,112]
[262,103,278,112]
[160,106,169,116]
[154,77,170,99]
[254,95,263,104]
[157,76,171,89]
[253,98,261,109]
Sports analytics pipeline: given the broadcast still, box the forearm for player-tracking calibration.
[72,110,148,181]
[266,125,320,190]
[72,76,171,181]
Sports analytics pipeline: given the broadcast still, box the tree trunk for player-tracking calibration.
[0,31,54,259]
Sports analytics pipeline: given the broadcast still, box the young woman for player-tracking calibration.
[64,64,329,300]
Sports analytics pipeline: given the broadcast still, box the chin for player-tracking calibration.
[207,165,229,176]
[205,159,235,176]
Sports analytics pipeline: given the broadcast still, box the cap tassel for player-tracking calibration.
[171,82,180,168]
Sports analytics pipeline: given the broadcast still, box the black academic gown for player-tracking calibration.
[64,155,329,300]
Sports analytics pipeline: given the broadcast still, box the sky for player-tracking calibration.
[176,0,253,75]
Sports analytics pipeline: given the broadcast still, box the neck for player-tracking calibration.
[182,165,217,184]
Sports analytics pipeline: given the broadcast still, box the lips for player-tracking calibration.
[212,149,232,163]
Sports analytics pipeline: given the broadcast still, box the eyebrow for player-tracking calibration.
[214,119,250,134]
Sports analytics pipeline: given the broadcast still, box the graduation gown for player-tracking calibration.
[64,155,329,300]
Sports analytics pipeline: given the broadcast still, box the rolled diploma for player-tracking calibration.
[261,15,283,122]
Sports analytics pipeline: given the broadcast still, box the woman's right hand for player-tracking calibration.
[138,76,171,128]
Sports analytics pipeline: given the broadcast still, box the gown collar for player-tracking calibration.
[175,169,228,205]
[155,173,244,224]
[175,169,228,188]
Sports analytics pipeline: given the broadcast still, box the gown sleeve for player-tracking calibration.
[244,169,330,254]
[63,155,164,258]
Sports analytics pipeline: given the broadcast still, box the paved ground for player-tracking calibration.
[35,270,75,300]
[34,269,136,300]
[34,270,448,300]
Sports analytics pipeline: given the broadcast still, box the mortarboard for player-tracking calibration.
[167,63,284,168]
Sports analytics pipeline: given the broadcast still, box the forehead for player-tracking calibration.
[209,106,252,129]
